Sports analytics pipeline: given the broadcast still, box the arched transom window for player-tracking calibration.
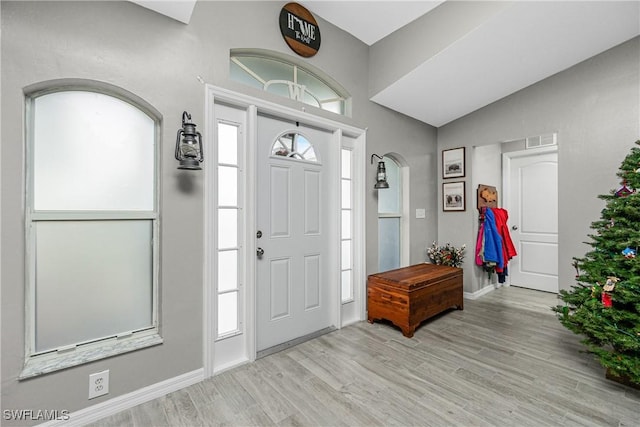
[271,132,318,162]
[230,49,350,116]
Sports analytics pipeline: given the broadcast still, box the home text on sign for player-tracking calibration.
[287,13,316,44]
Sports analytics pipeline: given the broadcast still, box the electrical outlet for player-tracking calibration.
[88,370,109,399]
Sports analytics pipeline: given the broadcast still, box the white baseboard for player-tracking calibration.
[38,368,204,427]
[464,284,497,300]
[213,358,250,375]
[341,317,362,328]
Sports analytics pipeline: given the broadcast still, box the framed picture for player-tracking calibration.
[442,147,465,179]
[443,181,466,211]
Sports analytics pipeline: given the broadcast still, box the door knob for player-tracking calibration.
[257,247,264,257]
[512,225,518,231]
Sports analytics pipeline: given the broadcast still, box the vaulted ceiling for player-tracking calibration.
[131,1,640,127]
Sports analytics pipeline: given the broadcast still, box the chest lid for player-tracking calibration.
[368,263,462,290]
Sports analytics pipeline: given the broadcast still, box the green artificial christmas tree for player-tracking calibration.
[555,140,640,387]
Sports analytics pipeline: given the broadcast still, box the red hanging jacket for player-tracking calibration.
[491,208,517,272]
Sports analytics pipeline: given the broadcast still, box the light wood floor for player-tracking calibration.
[90,286,640,426]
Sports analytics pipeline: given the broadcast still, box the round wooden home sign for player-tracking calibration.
[279,2,321,58]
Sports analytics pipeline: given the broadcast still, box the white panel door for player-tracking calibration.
[256,115,332,351]
[507,151,558,293]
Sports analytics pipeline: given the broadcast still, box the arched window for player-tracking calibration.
[230,49,350,116]
[271,132,318,162]
[23,84,160,377]
[377,155,408,272]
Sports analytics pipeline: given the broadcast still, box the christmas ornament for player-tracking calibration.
[603,277,619,292]
[602,292,613,307]
[622,247,636,258]
[615,180,635,197]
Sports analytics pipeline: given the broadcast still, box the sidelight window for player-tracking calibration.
[216,121,243,338]
[341,148,354,302]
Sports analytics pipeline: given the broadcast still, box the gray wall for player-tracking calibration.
[1,1,436,419]
[437,36,640,293]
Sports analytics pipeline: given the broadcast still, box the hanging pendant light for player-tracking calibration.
[371,154,389,189]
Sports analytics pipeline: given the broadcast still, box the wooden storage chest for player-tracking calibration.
[367,263,463,338]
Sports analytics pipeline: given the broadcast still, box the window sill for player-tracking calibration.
[19,333,163,380]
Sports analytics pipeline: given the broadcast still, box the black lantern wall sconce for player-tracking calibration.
[371,154,389,189]
[175,111,203,170]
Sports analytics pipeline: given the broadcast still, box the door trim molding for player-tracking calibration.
[203,84,366,378]
[204,85,364,137]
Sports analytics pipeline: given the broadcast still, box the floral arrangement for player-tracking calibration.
[427,241,466,268]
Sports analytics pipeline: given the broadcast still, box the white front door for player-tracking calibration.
[256,115,333,351]
[505,150,558,293]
